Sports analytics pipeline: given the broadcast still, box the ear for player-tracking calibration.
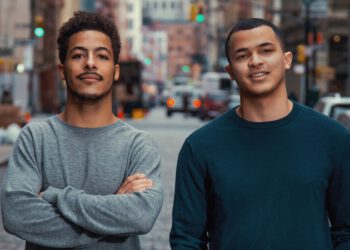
[114,64,120,81]
[225,65,235,80]
[283,51,293,70]
[58,64,65,80]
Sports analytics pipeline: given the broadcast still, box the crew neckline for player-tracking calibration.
[51,115,124,133]
[230,100,300,129]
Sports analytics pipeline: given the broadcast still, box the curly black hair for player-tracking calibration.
[57,11,121,65]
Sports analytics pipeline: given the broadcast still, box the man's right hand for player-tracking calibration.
[116,173,153,194]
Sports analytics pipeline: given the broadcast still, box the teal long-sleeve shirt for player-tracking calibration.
[170,101,350,250]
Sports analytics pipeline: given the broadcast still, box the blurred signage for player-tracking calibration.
[302,0,328,18]
[0,48,13,56]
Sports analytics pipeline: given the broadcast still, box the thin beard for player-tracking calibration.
[64,69,114,104]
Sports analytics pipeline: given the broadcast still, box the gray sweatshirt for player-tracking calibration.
[1,116,163,249]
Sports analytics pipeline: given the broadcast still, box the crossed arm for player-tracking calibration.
[38,173,152,198]
[1,129,163,248]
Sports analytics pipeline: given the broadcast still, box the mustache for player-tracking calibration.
[77,72,103,80]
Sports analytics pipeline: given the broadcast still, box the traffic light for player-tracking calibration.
[34,15,45,38]
[182,65,190,73]
[296,44,306,63]
[196,4,205,23]
[144,57,152,65]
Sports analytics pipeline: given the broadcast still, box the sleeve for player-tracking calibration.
[1,127,103,248]
[170,140,209,249]
[41,132,163,236]
[327,132,350,250]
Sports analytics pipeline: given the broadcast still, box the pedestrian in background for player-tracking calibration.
[1,11,163,250]
[170,18,350,249]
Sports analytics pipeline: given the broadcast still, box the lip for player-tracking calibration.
[248,71,269,79]
[78,74,102,83]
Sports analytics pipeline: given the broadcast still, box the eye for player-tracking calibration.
[235,54,248,61]
[72,53,84,59]
[262,48,274,54]
[98,54,109,60]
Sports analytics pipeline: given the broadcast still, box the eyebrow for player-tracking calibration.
[69,46,112,55]
[233,42,275,55]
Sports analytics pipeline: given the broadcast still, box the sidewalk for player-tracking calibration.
[0,144,13,166]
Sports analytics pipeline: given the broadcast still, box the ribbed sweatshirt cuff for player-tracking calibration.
[41,186,60,205]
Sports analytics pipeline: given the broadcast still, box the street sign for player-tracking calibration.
[0,48,13,56]
[15,39,34,46]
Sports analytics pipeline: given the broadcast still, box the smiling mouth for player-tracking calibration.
[249,72,269,79]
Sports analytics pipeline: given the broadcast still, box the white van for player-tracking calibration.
[201,72,238,95]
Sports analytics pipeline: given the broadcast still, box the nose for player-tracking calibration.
[84,54,97,71]
[248,53,263,67]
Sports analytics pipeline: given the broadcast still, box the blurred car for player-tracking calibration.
[314,93,350,118]
[0,104,31,128]
[166,86,202,117]
[199,90,230,120]
[314,93,350,130]
[335,110,350,130]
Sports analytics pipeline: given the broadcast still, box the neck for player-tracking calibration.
[60,95,118,128]
[237,91,293,122]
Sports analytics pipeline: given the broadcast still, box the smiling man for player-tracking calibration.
[170,18,350,250]
[1,11,163,250]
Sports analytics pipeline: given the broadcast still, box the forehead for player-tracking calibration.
[229,26,282,52]
[68,30,112,50]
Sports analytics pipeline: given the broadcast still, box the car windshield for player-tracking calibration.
[331,105,350,119]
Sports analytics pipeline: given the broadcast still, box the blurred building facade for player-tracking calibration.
[142,27,168,83]
[1,0,349,113]
[114,0,143,60]
[280,0,350,102]
[0,0,32,111]
[143,0,191,23]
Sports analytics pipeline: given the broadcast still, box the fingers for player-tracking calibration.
[116,173,153,194]
[123,178,153,194]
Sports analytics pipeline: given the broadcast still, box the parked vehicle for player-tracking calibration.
[314,93,350,130]
[201,72,238,95]
[0,104,30,128]
[199,90,229,120]
[335,111,350,130]
[166,86,201,117]
[314,93,350,118]
[113,60,144,118]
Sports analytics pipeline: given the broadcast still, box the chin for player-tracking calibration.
[69,88,112,103]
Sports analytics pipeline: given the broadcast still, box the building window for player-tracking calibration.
[127,3,133,12]
[162,1,166,9]
[128,37,133,50]
[154,2,158,9]
[170,1,175,9]
[127,19,133,29]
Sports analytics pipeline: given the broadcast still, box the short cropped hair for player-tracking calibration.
[225,18,285,64]
[57,11,121,65]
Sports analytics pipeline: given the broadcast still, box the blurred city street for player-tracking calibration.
[0,107,206,250]
[1,0,350,248]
